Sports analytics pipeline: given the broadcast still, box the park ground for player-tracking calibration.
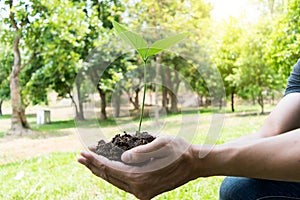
[0,100,275,200]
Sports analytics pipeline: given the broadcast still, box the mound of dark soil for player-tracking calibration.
[95,132,155,162]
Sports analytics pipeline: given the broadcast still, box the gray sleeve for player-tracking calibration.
[285,59,300,96]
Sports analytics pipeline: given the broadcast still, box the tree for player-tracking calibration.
[83,32,127,120]
[120,56,149,111]
[72,0,124,121]
[5,0,32,135]
[235,21,281,114]
[160,54,194,113]
[211,18,242,112]
[125,0,213,113]
[268,0,300,80]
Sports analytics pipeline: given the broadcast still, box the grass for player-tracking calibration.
[30,117,118,131]
[0,107,272,199]
[0,152,224,200]
[0,114,11,119]
[30,119,76,132]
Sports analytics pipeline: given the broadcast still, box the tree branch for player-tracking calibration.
[9,0,19,31]
[21,52,38,70]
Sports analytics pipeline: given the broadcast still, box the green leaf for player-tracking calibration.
[112,21,148,60]
[147,32,189,58]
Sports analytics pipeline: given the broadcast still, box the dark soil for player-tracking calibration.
[95,132,155,162]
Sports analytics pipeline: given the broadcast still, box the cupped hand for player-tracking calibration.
[77,136,198,200]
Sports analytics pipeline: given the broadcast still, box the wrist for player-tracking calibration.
[190,143,237,178]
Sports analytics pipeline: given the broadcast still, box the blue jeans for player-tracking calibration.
[219,177,300,200]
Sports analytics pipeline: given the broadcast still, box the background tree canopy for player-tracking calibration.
[0,0,299,135]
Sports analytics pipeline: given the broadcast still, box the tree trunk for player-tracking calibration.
[113,88,121,118]
[134,88,140,109]
[268,0,275,15]
[128,90,139,110]
[258,93,264,114]
[168,86,179,113]
[219,97,223,110]
[71,94,79,119]
[70,91,84,121]
[169,70,180,113]
[0,99,3,116]
[205,97,211,107]
[155,54,162,124]
[231,92,235,112]
[98,89,107,120]
[162,87,168,111]
[198,95,204,107]
[169,92,178,113]
[252,95,256,105]
[75,80,84,120]
[161,67,168,113]
[8,33,30,135]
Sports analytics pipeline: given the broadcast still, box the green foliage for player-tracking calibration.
[209,1,296,112]
[268,0,300,79]
[123,0,215,115]
[0,43,12,101]
[212,18,242,94]
[0,0,125,109]
[0,0,299,121]
[112,21,188,62]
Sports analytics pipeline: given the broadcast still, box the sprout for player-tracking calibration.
[112,21,188,136]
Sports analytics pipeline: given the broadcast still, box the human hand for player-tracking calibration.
[78,136,199,200]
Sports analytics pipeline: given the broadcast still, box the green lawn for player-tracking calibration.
[0,152,224,200]
[0,109,269,200]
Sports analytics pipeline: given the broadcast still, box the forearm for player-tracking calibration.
[229,94,300,145]
[192,128,300,182]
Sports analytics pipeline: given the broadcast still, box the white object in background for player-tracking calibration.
[36,110,51,125]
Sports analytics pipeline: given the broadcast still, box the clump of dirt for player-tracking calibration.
[95,132,155,162]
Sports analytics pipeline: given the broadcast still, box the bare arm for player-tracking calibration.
[192,93,300,182]
[230,93,300,143]
[196,93,300,181]
[193,127,300,182]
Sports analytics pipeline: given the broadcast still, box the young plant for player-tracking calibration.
[112,21,188,136]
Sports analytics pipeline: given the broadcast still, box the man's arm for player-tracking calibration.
[193,127,300,182]
[229,93,300,143]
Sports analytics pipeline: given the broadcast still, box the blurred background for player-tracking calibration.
[0,0,299,199]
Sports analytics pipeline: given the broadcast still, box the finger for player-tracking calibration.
[86,161,131,193]
[88,145,97,153]
[80,151,133,178]
[121,136,173,163]
[79,155,131,193]
[77,157,89,166]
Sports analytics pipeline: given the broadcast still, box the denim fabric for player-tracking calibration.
[219,177,300,200]
[285,59,300,96]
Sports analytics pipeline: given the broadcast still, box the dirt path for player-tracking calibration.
[0,129,83,165]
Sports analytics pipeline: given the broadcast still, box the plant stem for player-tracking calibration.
[138,60,147,135]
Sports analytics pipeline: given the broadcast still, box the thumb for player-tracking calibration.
[121,137,171,164]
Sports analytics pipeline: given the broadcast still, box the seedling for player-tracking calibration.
[112,21,188,136]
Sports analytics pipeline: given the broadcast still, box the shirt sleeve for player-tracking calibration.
[285,59,300,96]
